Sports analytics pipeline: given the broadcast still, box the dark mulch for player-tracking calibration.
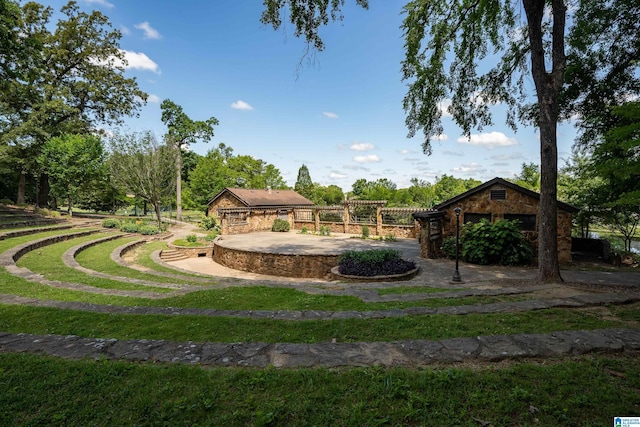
[338,259,417,277]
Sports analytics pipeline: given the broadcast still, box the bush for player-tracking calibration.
[120,222,140,233]
[0,198,14,205]
[384,234,397,241]
[300,226,308,234]
[319,225,331,236]
[460,219,533,265]
[441,237,457,259]
[338,249,415,276]
[186,233,198,243]
[139,225,160,235]
[204,230,219,241]
[102,218,121,229]
[361,225,370,239]
[271,218,290,232]
[199,216,219,231]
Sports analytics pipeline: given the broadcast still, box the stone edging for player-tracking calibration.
[1,329,638,367]
[330,266,420,282]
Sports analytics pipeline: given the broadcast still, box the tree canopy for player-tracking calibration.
[0,0,146,205]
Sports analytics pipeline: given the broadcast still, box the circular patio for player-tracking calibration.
[213,231,420,279]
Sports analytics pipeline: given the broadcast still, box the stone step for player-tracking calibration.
[160,249,188,262]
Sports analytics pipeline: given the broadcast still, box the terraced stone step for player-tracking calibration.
[160,249,188,262]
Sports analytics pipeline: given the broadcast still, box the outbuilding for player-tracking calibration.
[207,188,313,234]
[413,177,579,263]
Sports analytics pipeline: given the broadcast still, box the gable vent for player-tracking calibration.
[490,189,506,200]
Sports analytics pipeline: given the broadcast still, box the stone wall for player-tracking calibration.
[168,243,213,258]
[438,184,574,263]
[292,221,419,238]
[213,240,339,278]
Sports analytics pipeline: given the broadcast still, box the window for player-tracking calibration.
[464,213,491,224]
[504,214,536,231]
[490,189,507,200]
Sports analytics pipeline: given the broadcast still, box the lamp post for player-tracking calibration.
[452,207,462,283]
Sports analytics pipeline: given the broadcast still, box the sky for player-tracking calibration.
[38,0,579,191]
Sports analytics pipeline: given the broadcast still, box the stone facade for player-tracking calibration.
[292,221,419,239]
[427,179,577,264]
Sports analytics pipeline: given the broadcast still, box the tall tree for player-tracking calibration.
[509,162,541,191]
[590,102,640,252]
[0,1,147,206]
[38,133,104,216]
[261,0,581,282]
[160,99,218,222]
[294,164,315,200]
[108,132,176,229]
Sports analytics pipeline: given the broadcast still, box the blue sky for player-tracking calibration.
[40,0,578,191]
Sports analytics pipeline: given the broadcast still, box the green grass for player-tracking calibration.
[15,233,173,293]
[1,221,640,425]
[0,227,98,253]
[74,236,216,286]
[172,238,209,247]
[0,353,638,426]
[0,304,633,343]
[131,240,212,277]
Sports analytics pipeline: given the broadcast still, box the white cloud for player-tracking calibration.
[322,112,338,119]
[457,132,518,149]
[84,0,114,8]
[135,22,162,40]
[343,164,370,172]
[452,163,486,175]
[400,148,416,155]
[92,50,160,74]
[490,152,525,161]
[120,26,131,36]
[353,154,381,163]
[350,142,375,152]
[442,150,463,156]
[147,94,161,103]
[231,100,254,110]
[329,172,348,179]
[431,133,449,141]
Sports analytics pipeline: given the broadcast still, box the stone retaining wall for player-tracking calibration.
[168,243,213,258]
[213,240,338,278]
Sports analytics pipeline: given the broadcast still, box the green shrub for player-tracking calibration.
[361,225,370,239]
[204,230,219,241]
[271,218,290,232]
[102,218,121,229]
[338,249,415,276]
[199,216,219,231]
[139,225,160,235]
[319,225,331,236]
[441,237,457,259]
[120,222,139,233]
[384,234,397,241]
[0,198,14,205]
[460,219,533,265]
[339,248,401,264]
[300,226,308,234]
[186,233,198,243]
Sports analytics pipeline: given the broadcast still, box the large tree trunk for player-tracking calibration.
[176,149,183,222]
[17,172,25,205]
[523,0,566,283]
[37,173,50,208]
[154,203,163,230]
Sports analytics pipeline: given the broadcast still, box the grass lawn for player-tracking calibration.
[0,353,638,426]
[1,222,640,425]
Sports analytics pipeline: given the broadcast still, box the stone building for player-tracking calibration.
[207,188,313,235]
[413,177,578,263]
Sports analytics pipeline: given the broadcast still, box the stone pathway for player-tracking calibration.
[1,329,638,367]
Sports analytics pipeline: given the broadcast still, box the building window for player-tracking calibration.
[504,214,536,231]
[490,189,507,200]
[464,213,491,224]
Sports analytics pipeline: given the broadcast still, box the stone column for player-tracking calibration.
[376,203,382,236]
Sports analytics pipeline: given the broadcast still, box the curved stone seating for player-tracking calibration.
[111,240,215,282]
[0,224,73,240]
[0,230,191,299]
[62,235,211,291]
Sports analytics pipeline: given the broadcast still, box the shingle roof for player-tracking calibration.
[207,188,314,207]
[434,177,579,213]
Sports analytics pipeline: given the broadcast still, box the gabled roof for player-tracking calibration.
[207,188,314,207]
[434,177,579,213]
